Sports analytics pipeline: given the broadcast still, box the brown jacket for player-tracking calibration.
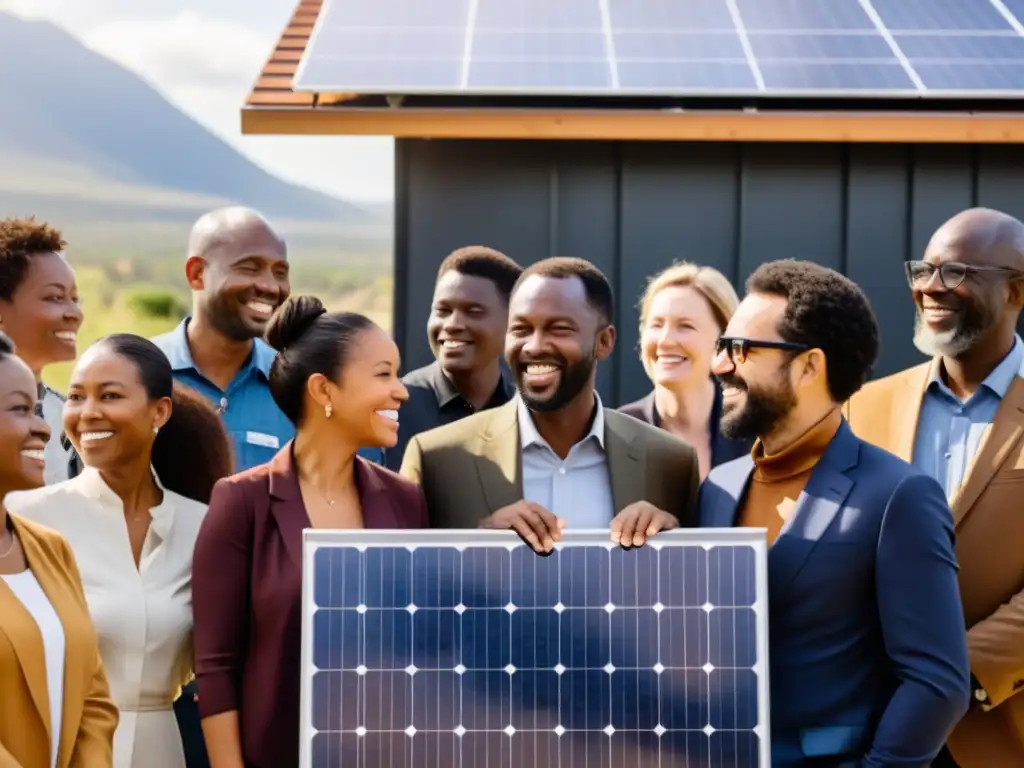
[845,361,1024,768]
[0,514,117,768]
[399,399,700,528]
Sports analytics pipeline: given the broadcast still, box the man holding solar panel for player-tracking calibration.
[400,256,700,547]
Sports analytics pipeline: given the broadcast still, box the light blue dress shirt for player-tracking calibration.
[912,335,1023,499]
[518,394,615,527]
[152,319,383,471]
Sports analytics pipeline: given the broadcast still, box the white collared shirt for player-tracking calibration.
[517,394,615,527]
[7,467,206,768]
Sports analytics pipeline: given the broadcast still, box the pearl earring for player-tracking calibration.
[325,404,333,419]
[153,427,159,435]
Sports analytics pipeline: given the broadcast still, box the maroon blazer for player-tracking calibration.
[191,442,428,768]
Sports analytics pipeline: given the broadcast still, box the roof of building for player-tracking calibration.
[243,0,1024,143]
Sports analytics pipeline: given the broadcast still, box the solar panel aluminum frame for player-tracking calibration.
[299,527,772,767]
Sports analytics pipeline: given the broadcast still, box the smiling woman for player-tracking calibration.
[6,333,234,768]
[0,331,118,768]
[190,295,428,768]
[0,217,85,485]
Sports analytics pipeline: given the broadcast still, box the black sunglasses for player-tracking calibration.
[904,260,1024,291]
[716,336,809,365]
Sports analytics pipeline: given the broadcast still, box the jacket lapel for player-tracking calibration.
[604,414,646,513]
[767,422,857,597]
[0,535,51,742]
[890,361,934,463]
[267,442,308,571]
[700,458,754,528]
[950,377,1024,527]
[475,401,522,516]
[8,516,90,768]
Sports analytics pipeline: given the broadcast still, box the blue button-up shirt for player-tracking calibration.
[152,319,383,471]
[913,335,1024,499]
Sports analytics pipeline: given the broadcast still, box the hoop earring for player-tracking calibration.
[325,404,333,419]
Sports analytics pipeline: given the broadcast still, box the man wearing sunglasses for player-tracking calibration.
[846,207,1024,768]
[700,260,970,767]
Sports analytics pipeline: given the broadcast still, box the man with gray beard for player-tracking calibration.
[846,207,1024,768]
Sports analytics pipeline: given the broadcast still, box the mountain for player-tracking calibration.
[0,12,373,228]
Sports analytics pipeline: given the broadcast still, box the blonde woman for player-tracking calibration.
[619,262,751,478]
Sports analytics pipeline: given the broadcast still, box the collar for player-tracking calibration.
[751,407,843,482]
[163,317,276,379]
[72,466,176,540]
[517,392,606,451]
[929,334,1024,402]
[430,360,515,408]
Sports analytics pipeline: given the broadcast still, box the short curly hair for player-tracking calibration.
[0,217,66,302]
[437,246,523,303]
[746,259,879,403]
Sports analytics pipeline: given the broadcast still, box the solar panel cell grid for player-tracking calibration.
[870,0,1014,31]
[293,0,1024,101]
[734,0,875,31]
[302,531,769,767]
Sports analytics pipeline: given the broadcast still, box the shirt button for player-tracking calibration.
[944,452,952,459]
[558,467,566,475]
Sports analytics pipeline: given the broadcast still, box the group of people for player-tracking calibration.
[0,201,1020,768]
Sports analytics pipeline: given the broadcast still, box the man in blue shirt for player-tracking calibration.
[153,206,382,470]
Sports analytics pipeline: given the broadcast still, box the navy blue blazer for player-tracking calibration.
[698,420,970,767]
[617,384,751,469]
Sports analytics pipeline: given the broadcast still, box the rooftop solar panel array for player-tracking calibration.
[299,529,771,768]
[293,0,1024,97]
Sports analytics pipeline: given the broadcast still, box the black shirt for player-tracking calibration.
[384,361,516,471]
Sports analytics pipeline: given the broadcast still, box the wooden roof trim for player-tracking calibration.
[240,107,1024,143]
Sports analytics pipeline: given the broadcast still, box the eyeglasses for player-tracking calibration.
[716,336,809,365]
[904,260,1024,291]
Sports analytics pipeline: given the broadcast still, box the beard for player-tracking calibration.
[202,291,262,342]
[514,351,596,413]
[912,298,995,359]
[718,369,797,442]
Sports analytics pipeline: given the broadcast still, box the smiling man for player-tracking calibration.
[701,259,970,767]
[846,208,1024,768]
[384,246,521,471]
[400,256,699,550]
[151,206,296,471]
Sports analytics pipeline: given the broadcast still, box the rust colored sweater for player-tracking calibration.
[738,408,842,544]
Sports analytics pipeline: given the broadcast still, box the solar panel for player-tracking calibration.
[294,0,1024,97]
[300,529,771,768]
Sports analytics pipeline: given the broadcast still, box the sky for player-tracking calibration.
[0,0,395,203]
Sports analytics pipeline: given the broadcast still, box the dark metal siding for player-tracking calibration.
[393,139,1024,407]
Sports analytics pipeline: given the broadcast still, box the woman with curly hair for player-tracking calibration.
[0,217,85,484]
[8,333,234,768]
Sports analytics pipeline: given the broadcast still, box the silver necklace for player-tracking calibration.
[0,529,16,559]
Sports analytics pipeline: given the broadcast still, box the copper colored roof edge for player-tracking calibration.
[245,0,323,108]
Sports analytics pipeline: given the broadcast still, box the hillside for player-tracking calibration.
[0,11,373,227]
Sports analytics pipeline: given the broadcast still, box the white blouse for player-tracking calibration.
[7,467,207,768]
[1,569,66,768]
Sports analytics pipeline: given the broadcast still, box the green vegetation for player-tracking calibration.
[42,242,394,393]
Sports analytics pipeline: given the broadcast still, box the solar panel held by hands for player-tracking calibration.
[300,529,771,768]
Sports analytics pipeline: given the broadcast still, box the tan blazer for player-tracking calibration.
[845,361,1024,768]
[399,399,700,528]
[0,514,118,768]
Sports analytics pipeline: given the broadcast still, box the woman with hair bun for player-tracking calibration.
[191,296,427,768]
[8,333,234,768]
